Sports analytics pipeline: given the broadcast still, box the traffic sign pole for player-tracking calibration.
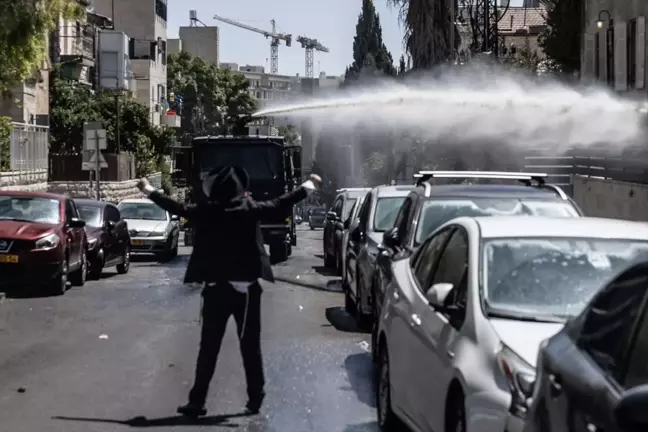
[95,129,100,200]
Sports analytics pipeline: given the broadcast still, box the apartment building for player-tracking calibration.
[581,0,647,97]
[94,0,169,125]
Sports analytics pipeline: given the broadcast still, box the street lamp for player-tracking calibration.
[596,10,612,29]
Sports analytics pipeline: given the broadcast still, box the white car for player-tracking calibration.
[375,216,648,432]
[117,198,180,261]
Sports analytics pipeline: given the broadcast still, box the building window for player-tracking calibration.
[160,40,167,65]
[129,38,155,60]
[256,91,261,99]
[628,19,637,89]
[155,0,167,22]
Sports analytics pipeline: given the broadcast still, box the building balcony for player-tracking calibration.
[161,112,181,128]
[59,24,96,67]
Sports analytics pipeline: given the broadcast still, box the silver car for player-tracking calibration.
[117,198,180,261]
[375,216,648,432]
[345,185,414,328]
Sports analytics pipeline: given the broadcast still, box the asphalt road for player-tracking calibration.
[0,226,378,432]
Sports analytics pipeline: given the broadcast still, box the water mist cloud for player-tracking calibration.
[255,65,647,150]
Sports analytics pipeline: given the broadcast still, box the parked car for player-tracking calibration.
[74,199,131,279]
[372,171,583,351]
[323,188,371,272]
[0,191,87,294]
[344,185,414,328]
[341,195,365,291]
[117,198,180,261]
[309,207,327,229]
[374,216,648,432]
[524,260,648,432]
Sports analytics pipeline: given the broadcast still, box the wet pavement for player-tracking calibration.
[0,225,378,432]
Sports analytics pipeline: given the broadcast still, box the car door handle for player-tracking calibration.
[410,314,421,326]
[447,350,455,359]
[548,373,562,396]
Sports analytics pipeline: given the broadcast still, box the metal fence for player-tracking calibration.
[8,122,49,181]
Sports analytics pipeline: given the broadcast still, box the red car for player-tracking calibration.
[0,191,88,295]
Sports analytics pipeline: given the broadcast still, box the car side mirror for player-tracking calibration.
[103,220,116,230]
[383,227,400,249]
[68,218,86,229]
[615,384,648,429]
[326,211,337,221]
[426,283,454,308]
[171,214,179,221]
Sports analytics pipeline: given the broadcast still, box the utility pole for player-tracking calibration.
[449,0,456,64]
[95,129,100,200]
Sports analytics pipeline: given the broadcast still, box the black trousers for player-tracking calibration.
[188,282,265,406]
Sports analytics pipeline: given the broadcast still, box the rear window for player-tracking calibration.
[343,198,358,220]
[373,197,406,232]
[415,198,580,244]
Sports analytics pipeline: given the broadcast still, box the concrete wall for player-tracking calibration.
[178,26,220,66]
[572,175,648,221]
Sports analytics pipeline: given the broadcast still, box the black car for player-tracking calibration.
[323,188,371,273]
[74,199,131,279]
[371,171,584,357]
[309,207,327,229]
[524,260,648,432]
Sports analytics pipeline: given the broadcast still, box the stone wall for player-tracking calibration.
[0,169,48,191]
[572,175,648,221]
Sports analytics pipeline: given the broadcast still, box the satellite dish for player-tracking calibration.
[85,0,94,13]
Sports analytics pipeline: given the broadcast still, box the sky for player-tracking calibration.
[167,0,526,77]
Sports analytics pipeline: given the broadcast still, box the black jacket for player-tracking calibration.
[148,174,308,284]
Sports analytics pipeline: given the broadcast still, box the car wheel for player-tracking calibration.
[377,345,400,431]
[89,248,104,280]
[51,259,68,295]
[70,249,87,287]
[445,388,467,432]
[116,246,130,274]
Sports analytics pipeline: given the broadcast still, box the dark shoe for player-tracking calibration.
[244,393,265,415]
[177,403,207,418]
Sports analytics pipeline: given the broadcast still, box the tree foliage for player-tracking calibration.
[49,71,175,176]
[0,0,83,91]
[343,0,396,84]
[277,124,300,146]
[0,116,12,171]
[538,0,581,74]
[167,52,256,136]
[388,0,454,69]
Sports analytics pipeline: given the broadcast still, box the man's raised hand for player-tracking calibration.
[137,178,151,192]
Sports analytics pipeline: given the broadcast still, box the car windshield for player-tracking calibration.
[77,205,102,227]
[373,197,406,232]
[482,238,648,321]
[343,198,358,220]
[415,199,579,244]
[199,144,282,180]
[0,196,60,224]
[312,209,327,216]
[117,203,167,221]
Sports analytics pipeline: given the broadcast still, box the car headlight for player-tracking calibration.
[34,233,60,250]
[150,231,166,237]
[496,344,535,417]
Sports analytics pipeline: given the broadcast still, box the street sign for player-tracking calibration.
[83,128,107,151]
[82,150,108,170]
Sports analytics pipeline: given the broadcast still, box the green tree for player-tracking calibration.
[398,55,407,75]
[0,116,12,171]
[49,72,175,176]
[388,0,454,69]
[0,0,83,91]
[277,124,300,145]
[343,0,396,84]
[167,52,256,135]
[538,0,581,74]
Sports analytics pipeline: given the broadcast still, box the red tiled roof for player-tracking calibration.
[498,7,547,34]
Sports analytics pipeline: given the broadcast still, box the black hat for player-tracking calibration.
[202,166,250,201]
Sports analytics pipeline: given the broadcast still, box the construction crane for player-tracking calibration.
[296,36,329,78]
[212,14,292,74]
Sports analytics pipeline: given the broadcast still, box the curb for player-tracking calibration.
[274,276,343,293]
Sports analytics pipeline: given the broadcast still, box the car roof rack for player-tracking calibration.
[413,170,570,199]
[336,188,371,193]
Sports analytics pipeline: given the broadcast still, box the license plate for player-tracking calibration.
[131,240,145,246]
[0,255,19,263]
